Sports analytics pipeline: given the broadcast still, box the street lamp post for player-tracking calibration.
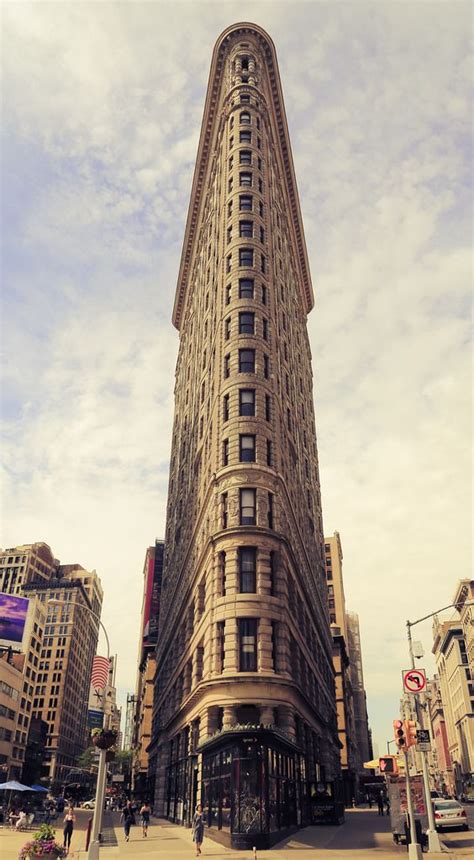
[406,602,456,854]
[47,599,111,860]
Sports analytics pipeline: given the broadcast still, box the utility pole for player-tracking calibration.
[404,749,423,860]
[406,619,442,853]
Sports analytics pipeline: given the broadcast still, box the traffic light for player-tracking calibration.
[379,755,398,775]
[404,719,417,748]
[393,718,406,750]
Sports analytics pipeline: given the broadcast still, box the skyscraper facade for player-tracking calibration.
[151,23,341,848]
[0,543,103,785]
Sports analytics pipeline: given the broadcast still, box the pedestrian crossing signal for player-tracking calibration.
[379,755,398,775]
[393,718,406,749]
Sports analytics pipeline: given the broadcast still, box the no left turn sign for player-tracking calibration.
[402,668,427,694]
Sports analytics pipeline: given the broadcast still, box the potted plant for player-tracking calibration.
[19,824,67,860]
[91,727,117,750]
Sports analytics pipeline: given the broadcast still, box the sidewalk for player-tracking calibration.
[0,809,466,860]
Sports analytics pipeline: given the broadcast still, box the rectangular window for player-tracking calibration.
[225,317,231,340]
[240,94,250,104]
[259,200,264,217]
[239,150,252,165]
[263,354,269,378]
[224,353,230,378]
[229,155,234,170]
[239,194,253,211]
[266,439,273,466]
[223,394,229,422]
[217,621,225,672]
[239,248,254,267]
[260,226,265,243]
[239,619,257,671]
[240,171,252,188]
[272,621,279,671]
[262,318,268,340]
[240,488,256,525]
[239,434,256,462]
[222,493,228,528]
[261,254,266,273]
[269,551,276,595]
[265,394,271,422]
[239,312,255,334]
[239,547,256,592]
[240,111,251,124]
[219,551,226,596]
[227,200,233,217]
[258,156,262,171]
[239,389,255,416]
[223,439,229,466]
[268,492,274,529]
[228,176,233,192]
[262,284,267,305]
[229,136,234,150]
[258,177,263,193]
[240,130,251,143]
[227,226,232,244]
[239,349,255,372]
[226,254,231,273]
[239,278,254,299]
[239,220,253,237]
[225,284,231,305]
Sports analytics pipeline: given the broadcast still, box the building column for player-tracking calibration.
[223,617,238,673]
[259,706,275,726]
[279,704,296,740]
[258,616,273,672]
[224,547,239,596]
[222,705,237,728]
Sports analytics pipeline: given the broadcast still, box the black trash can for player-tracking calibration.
[404,817,424,850]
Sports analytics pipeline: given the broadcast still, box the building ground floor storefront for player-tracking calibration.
[162,726,343,849]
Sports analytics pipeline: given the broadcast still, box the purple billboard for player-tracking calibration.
[0,593,29,648]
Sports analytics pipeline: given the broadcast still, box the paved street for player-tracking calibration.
[2,805,474,860]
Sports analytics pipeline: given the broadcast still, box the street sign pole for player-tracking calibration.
[404,750,423,860]
[406,621,442,853]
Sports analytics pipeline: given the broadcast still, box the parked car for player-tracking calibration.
[433,799,469,831]
[82,800,96,809]
[464,791,474,803]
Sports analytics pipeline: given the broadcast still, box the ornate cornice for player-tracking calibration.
[172,22,314,329]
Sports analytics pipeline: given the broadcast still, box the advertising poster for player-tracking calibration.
[0,592,29,649]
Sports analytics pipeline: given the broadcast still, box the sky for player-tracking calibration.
[1,0,472,756]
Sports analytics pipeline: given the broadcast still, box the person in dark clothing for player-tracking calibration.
[140,802,151,838]
[121,801,135,842]
[63,806,75,852]
[377,792,384,815]
[192,804,204,856]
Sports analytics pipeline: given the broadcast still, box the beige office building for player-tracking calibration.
[1,543,103,786]
[324,533,357,804]
[432,614,474,796]
[149,23,341,850]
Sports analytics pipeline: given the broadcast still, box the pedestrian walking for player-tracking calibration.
[367,793,373,809]
[192,803,204,856]
[63,805,75,853]
[384,795,391,815]
[121,801,135,842]
[377,791,384,816]
[140,801,151,838]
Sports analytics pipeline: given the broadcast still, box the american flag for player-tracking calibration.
[91,655,110,690]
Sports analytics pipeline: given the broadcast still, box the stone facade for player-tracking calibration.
[150,23,341,847]
[0,542,103,786]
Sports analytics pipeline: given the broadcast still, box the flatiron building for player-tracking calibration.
[150,22,342,848]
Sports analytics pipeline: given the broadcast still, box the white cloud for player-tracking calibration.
[1,1,471,749]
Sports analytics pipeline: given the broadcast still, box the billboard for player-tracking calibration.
[0,593,30,649]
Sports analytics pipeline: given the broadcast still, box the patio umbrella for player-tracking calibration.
[31,785,49,793]
[0,781,35,810]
